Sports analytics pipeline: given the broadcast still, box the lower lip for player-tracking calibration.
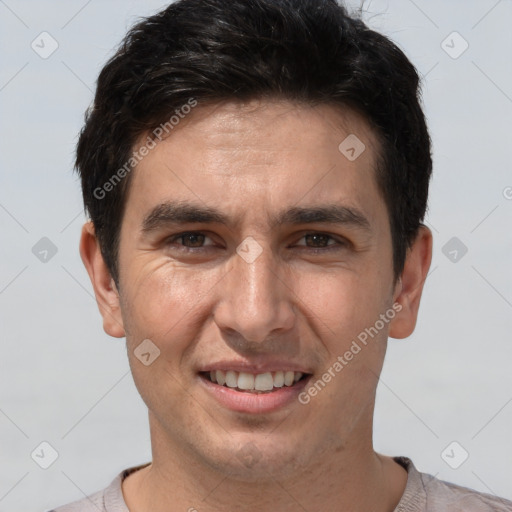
[198,374,310,414]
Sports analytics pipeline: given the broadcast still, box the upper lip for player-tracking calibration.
[198,360,312,374]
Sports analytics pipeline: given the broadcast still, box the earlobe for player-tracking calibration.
[79,221,126,338]
[388,226,433,339]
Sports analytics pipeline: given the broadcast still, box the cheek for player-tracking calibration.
[297,269,389,345]
[121,264,218,409]
[121,261,222,349]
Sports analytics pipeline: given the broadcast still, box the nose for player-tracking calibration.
[213,241,295,346]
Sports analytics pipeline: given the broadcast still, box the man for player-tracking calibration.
[50,0,512,510]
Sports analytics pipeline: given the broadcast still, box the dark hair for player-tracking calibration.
[76,0,432,284]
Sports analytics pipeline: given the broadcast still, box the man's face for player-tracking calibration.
[114,100,400,479]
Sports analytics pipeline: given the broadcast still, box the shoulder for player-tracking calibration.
[47,463,150,512]
[46,486,108,512]
[395,456,512,512]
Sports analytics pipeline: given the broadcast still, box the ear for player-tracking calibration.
[79,221,125,338]
[388,225,432,339]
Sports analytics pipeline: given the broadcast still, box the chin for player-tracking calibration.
[201,435,310,482]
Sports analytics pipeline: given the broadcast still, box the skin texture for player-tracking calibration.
[80,99,432,511]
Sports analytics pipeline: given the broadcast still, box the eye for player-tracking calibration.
[167,231,215,249]
[294,232,347,250]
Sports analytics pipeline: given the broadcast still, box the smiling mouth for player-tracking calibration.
[200,370,310,393]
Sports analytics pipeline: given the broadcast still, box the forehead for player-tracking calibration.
[126,99,385,230]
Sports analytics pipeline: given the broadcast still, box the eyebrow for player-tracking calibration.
[141,200,372,233]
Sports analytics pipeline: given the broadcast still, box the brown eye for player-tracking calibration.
[294,232,345,250]
[179,233,206,247]
[167,232,215,249]
[304,233,335,248]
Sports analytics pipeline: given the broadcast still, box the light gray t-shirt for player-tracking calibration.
[48,456,512,511]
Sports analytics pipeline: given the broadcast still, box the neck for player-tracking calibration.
[122,413,408,512]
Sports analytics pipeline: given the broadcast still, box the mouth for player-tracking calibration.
[198,369,312,413]
[200,370,309,393]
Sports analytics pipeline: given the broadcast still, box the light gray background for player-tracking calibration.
[0,1,511,511]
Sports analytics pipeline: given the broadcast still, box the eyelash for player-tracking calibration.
[166,231,347,252]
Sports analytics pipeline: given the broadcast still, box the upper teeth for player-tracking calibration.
[209,370,303,391]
